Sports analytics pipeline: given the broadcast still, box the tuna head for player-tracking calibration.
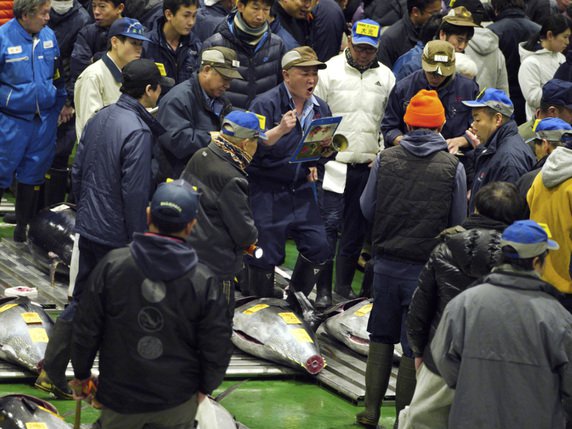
[232,298,325,374]
[323,299,372,356]
[0,394,71,428]
[0,297,54,373]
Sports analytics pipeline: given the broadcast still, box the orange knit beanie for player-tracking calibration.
[403,89,445,129]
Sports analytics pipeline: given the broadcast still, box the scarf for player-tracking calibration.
[234,12,268,46]
[345,48,379,73]
[213,133,253,172]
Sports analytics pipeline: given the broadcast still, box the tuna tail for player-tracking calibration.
[287,291,325,332]
[304,354,325,375]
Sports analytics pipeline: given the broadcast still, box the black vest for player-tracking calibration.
[372,145,459,263]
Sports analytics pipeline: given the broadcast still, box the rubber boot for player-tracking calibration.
[315,260,333,309]
[356,342,394,428]
[14,183,40,242]
[290,253,324,297]
[43,168,69,207]
[35,318,73,399]
[335,255,357,299]
[247,265,275,298]
[393,356,417,429]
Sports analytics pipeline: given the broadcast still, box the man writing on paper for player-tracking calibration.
[246,46,333,299]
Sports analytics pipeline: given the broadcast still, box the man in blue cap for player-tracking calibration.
[528,124,572,312]
[431,219,572,429]
[181,110,265,312]
[313,18,396,307]
[70,179,233,429]
[74,17,151,138]
[462,88,535,212]
[518,79,572,143]
[517,117,572,200]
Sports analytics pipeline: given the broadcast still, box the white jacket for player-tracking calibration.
[74,54,122,138]
[465,27,509,96]
[518,42,565,121]
[315,52,395,165]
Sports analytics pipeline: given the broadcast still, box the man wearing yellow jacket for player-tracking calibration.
[527,128,572,312]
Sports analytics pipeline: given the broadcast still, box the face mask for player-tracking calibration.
[51,0,74,14]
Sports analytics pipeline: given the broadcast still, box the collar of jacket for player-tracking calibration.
[14,18,35,40]
[486,267,563,299]
[102,53,123,83]
[190,72,232,116]
[495,7,527,21]
[461,213,508,232]
[116,93,166,137]
[152,16,191,48]
[402,12,419,42]
[482,120,519,155]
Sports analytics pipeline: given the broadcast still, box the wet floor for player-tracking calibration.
[0,380,398,428]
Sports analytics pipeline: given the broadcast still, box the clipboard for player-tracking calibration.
[290,116,343,163]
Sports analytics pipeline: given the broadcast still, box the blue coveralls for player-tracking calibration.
[0,19,66,188]
[247,83,331,269]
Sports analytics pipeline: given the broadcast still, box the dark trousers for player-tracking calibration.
[247,181,330,270]
[320,163,370,260]
[60,235,117,321]
[368,255,423,358]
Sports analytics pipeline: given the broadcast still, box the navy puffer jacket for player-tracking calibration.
[203,13,286,109]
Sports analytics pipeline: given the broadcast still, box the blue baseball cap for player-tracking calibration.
[108,18,151,42]
[351,19,381,49]
[530,117,572,145]
[501,220,559,259]
[221,111,268,142]
[541,79,572,109]
[151,179,200,225]
[462,88,514,117]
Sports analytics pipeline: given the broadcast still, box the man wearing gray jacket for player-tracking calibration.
[431,220,572,429]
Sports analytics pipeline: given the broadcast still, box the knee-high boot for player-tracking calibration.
[14,183,40,242]
[356,341,395,428]
[35,318,73,399]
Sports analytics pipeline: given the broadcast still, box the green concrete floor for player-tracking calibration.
[1,216,385,428]
[0,380,397,428]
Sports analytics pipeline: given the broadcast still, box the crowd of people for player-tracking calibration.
[2,0,572,427]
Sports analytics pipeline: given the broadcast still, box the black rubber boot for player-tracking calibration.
[35,318,73,399]
[43,168,69,207]
[247,265,275,298]
[356,342,394,428]
[335,255,358,299]
[393,356,417,429]
[315,260,333,309]
[14,183,40,242]
[290,253,324,297]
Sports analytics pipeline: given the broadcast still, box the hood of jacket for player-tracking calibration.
[518,41,555,62]
[468,27,500,56]
[400,129,448,157]
[130,232,199,281]
[541,146,572,188]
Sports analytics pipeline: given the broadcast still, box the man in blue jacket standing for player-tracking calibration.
[246,46,332,298]
[0,0,67,242]
[462,88,535,212]
[35,59,172,399]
